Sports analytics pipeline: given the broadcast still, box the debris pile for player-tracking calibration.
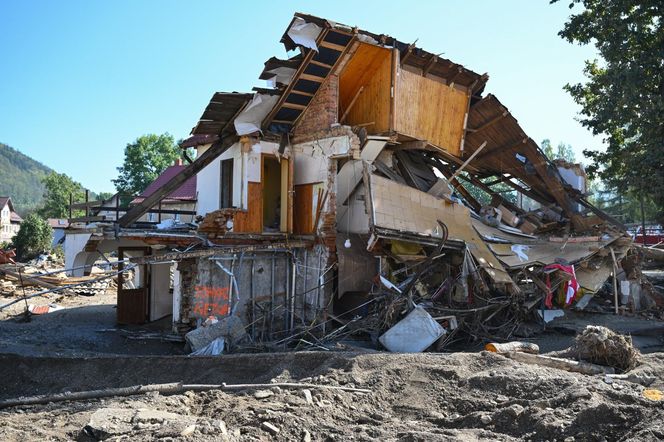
[571,325,641,371]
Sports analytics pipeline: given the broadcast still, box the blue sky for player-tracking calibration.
[0,0,598,193]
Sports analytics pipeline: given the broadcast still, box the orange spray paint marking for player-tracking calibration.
[191,286,230,318]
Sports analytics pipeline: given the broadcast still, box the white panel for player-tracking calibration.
[150,262,173,321]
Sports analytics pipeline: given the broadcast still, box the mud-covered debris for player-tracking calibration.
[571,325,640,371]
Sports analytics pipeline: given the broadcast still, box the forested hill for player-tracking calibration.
[0,142,52,215]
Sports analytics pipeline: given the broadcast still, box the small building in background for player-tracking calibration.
[0,197,22,243]
[47,218,70,248]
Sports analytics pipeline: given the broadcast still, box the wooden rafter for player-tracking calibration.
[473,137,529,162]
[467,109,508,133]
[422,54,438,76]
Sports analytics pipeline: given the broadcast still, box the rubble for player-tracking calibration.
[570,325,641,371]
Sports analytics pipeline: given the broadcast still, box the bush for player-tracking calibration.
[13,214,52,261]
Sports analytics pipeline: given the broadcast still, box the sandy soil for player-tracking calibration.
[0,350,663,441]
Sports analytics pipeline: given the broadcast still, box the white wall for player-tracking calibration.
[64,232,92,276]
[195,140,281,216]
[293,136,352,185]
[150,262,173,321]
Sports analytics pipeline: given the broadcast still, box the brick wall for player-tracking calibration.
[294,74,339,136]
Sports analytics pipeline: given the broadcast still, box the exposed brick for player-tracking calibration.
[294,75,339,136]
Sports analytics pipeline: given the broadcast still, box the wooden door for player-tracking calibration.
[117,247,150,325]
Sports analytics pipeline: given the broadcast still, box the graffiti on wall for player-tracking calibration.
[190,285,230,318]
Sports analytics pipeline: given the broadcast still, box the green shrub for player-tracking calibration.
[13,214,52,261]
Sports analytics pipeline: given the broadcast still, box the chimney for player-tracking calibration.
[175,158,183,166]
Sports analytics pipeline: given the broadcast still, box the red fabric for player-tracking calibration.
[543,264,579,307]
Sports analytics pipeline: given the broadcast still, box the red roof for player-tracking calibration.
[131,165,197,205]
[10,212,22,223]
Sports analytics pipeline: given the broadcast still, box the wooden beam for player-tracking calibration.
[502,178,556,207]
[456,173,524,215]
[309,60,333,69]
[484,175,512,187]
[422,54,438,76]
[289,90,315,97]
[448,67,463,85]
[262,29,330,130]
[400,43,415,65]
[448,141,488,182]
[340,86,364,123]
[69,200,104,209]
[467,110,508,133]
[391,140,429,150]
[118,136,239,227]
[474,137,529,162]
[319,40,346,52]
[281,102,307,111]
[298,73,325,83]
[69,216,106,223]
[438,167,482,212]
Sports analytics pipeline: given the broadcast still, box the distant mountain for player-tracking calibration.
[0,142,53,215]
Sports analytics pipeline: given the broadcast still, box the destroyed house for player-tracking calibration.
[65,13,635,349]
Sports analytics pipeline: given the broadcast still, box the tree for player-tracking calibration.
[12,214,52,260]
[39,172,85,219]
[541,139,576,162]
[553,1,664,209]
[112,133,181,197]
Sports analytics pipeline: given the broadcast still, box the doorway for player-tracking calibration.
[262,156,282,232]
[117,247,150,325]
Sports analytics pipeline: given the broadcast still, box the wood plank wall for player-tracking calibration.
[233,182,263,233]
[293,183,314,234]
[339,43,392,133]
[395,69,469,156]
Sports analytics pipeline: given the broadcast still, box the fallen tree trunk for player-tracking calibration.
[0,381,371,409]
[485,341,539,354]
[505,351,615,375]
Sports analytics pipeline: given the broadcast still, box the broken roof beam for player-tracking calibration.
[466,109,509,134]
[117,135,239,227]
[474,137,529,163]
[455,173,524,215]
[438,168,482,212]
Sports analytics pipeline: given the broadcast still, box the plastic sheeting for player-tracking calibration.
[265,67,297,87]
[190,337,225,356]
[287,17,322,51]
[233,94,280,136]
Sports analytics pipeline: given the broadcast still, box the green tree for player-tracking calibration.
[112,133,180,197]
[39,172,85,219]
[541,139,576,162]
[553,0,664,208]
[12,214,52,260]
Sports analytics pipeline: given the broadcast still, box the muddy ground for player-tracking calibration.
[0,351,664,441]
[1,286,664,440]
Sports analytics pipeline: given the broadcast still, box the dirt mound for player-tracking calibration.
[572,325,641,371]
[0,351,663,441]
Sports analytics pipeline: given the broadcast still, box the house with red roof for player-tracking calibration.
[130,159,197,224]
[0,197,22,243]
